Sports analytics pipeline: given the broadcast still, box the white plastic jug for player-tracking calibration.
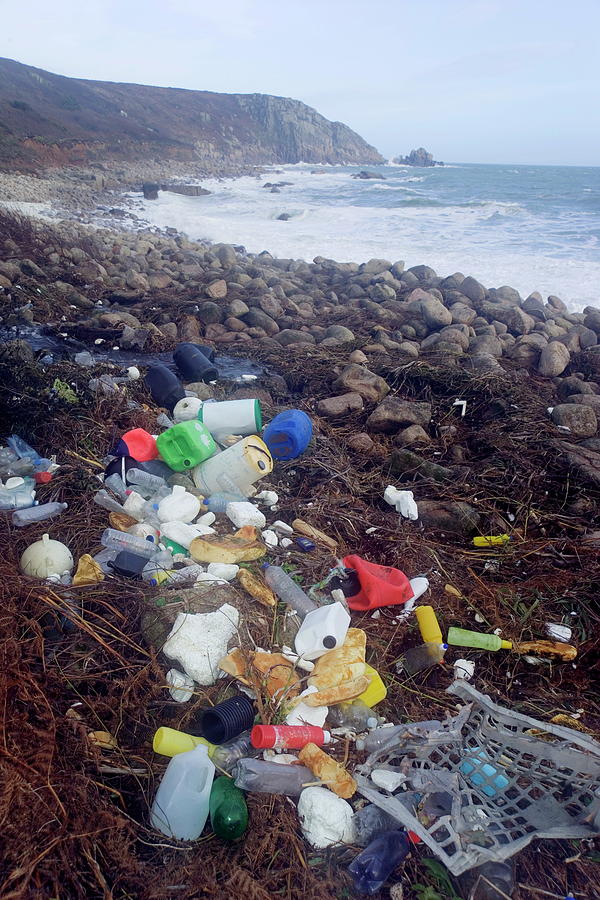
[20,533,74,579]
[150,743,215,839]
[294,601,351,661]
[160,519,214,549]
[199,399,262,441]
[191,436,273,496]
[173,397,203,423]
[157,486,201,524]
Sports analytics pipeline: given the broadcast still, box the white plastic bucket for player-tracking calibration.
[191,435,273,496]
[199,399,262,441]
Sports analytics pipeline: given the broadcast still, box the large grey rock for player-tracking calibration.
[243,307,279,334]
[583,307,600,335]
[258,293,283,319]
[324,324,355,343]
[215,244,238,267]
[551,404,597,437]
[119,325,150,350]
[557,376,596,401]
[227,298,250,317]
[370,283,396,302]
[125,270,149,291]
[418,500,481,535]
[367,398,432,434]
[460,276,486,303]
[198,301,224,325]
[206,279,227,300]
[0,339,35,365]
[469,334,503,357]
[316,392,364,418]
[450,303,477,325]
[361,258,392,275]
[557,441,600,487]
[538,341,571,376]
[407,289,452,329]
[387,449,453,482]
[394,425,431,447]
[569,394,600,412]
[275,329,315,346]
[333,364,390,403]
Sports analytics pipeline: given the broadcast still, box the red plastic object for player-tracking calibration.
[34,472,53,484]
[114,428,158,462]
[342,555,414,611]
[250,724,329,750]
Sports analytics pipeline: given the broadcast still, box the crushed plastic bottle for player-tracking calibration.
[210,731,256,773]
[12,501,67,527]
[93,489,126,515]
[348,830,411,894]
[263,565,318,618]
[327,700,382,732]
[396,642,447,675]
[233,758,315,796]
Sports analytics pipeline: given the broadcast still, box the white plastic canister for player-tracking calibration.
[294,601,351,661]
[20,533,74,578]
[157,485,201,524]
[191,435,273,495]
[198,399,262,441]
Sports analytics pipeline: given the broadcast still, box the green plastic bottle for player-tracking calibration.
[447,627,512,651]
[209,776,248,841]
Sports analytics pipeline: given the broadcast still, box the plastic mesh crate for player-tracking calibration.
[355,681,600,875]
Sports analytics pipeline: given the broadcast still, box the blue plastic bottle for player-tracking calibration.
[262,410,312,460]
[348,830,411,894]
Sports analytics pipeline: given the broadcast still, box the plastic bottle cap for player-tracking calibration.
[323,730,331,744]
[366,717,378,729]
[322,635,337,649]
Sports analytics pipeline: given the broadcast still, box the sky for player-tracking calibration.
[1,0,599,166]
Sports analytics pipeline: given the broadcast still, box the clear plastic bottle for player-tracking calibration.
[356,721,442,753]
[353,804,404,847]
[127,468,167,494]
[93,490,126,515]
[104,473,129,501]
[92,547,117,574]
[12,501,68,527]
[0,454,34,478]
[210,731,257,773]
[150,743,215,839]
[396,642,447,676]
[263,565,318,619]
[100,528,158,558]
[233,758,315,796]
[0,477,37,510]
[327,700,382,732]
[204,491,246,513]
[348,830,411,894]
[7,435,51,470]
[142,562,203,587]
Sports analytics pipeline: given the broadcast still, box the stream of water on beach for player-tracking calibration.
[132,162,600,312]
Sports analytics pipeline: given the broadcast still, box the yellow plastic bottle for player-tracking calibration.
[415,606,443,644]
[358,664,387,707]
[153,726,216,758]
[472,534,510,547]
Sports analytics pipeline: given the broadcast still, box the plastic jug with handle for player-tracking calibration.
[150,743,215,839]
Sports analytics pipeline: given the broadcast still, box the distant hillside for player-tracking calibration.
[0,58,384,170]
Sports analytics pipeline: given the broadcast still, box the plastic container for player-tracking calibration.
[20,533,74,578]
[114,428,159,462]
[353,804,403,847]
[198,399,262,441]
[173,397,203,423]
[92,547,117,575]
[191,436,272,495]
[262,409,312,460]
[460,750,510,797]
[209,776,248,840]
[459,860,515,900]
[342,555,414,611]
[0,477,37,510]
[144,364,186,413]
[100,528,158,558]
[201,695,256,745]
[153,726,215,758]
[250,725,330,750]
[204,490,247,512]
[356,721,443,753]
[150,743,215,839]
[415,606,443,644]
[159,521,204,549]
[173,343,219,383]
[7,435,51,470]
[447,628,512,651]
[144,563,204,587]
[107,550,149,578]
[358,665,387,707]
[396,642,447,676]
[294,601,351,661]
[156,421,216,472]
[0,455,35,478]
[104,473,129,501]
[12,501,67,527]
[263,565,317,618]
[348,830,411,894]
[93,490,125,515]
[192,343,216,361]
[157,485,202,523]
[327,700,381,731]
[234,758,314,796]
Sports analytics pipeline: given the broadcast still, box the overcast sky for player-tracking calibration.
[1,0,599,165]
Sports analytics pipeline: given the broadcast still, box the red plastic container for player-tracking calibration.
[250,725,330,750]
[342,555,414,611]
[34,472,53,484]
[114,428,159,462]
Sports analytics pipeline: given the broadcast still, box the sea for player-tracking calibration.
[134,162,600,312]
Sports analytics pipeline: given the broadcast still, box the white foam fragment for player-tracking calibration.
[262,529,278,547]
[371,769,408,791]
[297,787,354,848]
[163,604,240,685]
[280,537,294,549]
[166,668,195,702]
[285,686,328,727]
[207,563,239,581]
[271,519,293,535]
[545,622,572,642]
[225,501,266,529]
[453,659,475,680]
[256,490,279,505]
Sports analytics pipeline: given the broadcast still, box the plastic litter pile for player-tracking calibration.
[5,342,600,899]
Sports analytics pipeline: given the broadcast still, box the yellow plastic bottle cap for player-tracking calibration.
[152,726,215,758]
[358,664,387,707]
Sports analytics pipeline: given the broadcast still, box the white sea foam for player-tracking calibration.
[136,165,600,311]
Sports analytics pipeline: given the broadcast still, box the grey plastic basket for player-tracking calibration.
[355,681,600,875]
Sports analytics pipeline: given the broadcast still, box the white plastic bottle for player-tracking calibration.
[157,485,201,524]
[12,501,68,527]
[160,520,214,549]
[294,601,351,661]
[150,744,215,839]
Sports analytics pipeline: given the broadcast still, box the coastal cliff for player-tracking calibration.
[0,57,384,170]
